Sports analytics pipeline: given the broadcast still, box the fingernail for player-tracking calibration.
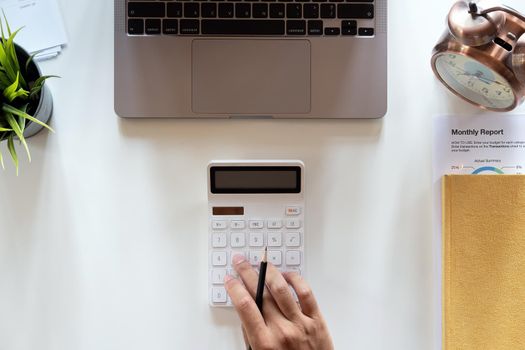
[224,274,234,283]
[232,254,246,265]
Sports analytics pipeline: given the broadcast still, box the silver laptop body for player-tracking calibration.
[115,0,387,119]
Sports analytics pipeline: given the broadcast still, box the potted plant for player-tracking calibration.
[0,18,55,174]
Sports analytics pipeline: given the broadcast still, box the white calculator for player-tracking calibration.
[207,160,305,307]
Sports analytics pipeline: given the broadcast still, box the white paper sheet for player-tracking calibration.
[0,0,67,60]
[432,114,525,350]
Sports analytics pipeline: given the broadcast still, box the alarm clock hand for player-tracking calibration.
[453,66,503,85]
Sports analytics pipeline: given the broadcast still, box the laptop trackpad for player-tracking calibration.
[192,40,311,115]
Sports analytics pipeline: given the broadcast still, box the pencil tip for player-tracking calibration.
[263,246,268,262]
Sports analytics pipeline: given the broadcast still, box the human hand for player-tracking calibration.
[224,255,334,350]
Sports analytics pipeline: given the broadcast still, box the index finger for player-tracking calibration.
[224,275,268,339]
[283,272,321,319]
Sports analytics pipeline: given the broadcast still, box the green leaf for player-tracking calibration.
[0,127,12,131]
[29,75,58,99]
[5,112,30,162]
[18,104,27,132]
[7,135,18,175]
[25,52,37,71]
[6,28,24,84]
[3,71,28,101]
[0,26,24,84]
[2,10,12,37]
[2,103,55,133]
[0,14,6,43]
[0,70,11,89]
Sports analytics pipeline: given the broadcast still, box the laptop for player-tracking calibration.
[114,0,387,119]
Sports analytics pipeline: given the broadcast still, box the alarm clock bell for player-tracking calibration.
[432,1,525,111]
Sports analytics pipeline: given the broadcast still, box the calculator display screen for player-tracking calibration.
[210,166,301,194]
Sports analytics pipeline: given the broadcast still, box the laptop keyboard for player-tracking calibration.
[127,0,375,36]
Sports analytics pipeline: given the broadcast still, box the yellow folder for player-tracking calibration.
[442,175,525,350]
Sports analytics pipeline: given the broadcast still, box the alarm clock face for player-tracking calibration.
[434,52,516,110]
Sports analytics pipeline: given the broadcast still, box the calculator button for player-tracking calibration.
[285,232,301,247]
[212,220,227,230]
[212,233,227,248]
[249,220,264,229]
[228,268,239,278]
[230,251,247,265]
[249,250,264,265]
[249,232,264,247]
[286,266,302,275]
[267,232,282,247]
[212,287,228,303]
[212,251,227,266]
[267,219,283,229]
[286,206,301,216]
[211,268,227,284]
[231,220,246,229]
[230,232,246,248]
[286,219,301,229]
[286,250,301,266]
[268,250,282,266]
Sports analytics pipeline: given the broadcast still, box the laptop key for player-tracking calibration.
[341,20,357,35]
[128,2,165,18]
[163,19,178,35]
[145,19,161,35]
[201,20,285,35]
[202,3,217,17]
[253,3,268,18]
[167,3,183,17]
[303,3,319,18]
[307,20,323,35]
[180,19,200,34]
[184,3,200,17]
[236,3,251,17]
[128,19,144,35]
[337,4,374,18]
[235,2,252,18]
[341,26,357,35]
[286,3,302,18]
[320,3,335,18]
[358,27,374,36]
[287,20,306,35]
[218,3,234,17]
[269,3,285,18]
[341,19,357,27]
[324,27,340,35]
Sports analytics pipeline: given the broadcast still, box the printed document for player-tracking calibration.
[0,0,67,60]
[432,114,525,350]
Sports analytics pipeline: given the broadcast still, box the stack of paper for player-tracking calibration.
[0,0,67,60]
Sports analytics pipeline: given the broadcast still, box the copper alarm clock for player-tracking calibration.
[431,1,525,111]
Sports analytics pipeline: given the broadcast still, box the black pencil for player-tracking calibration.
[249,247,268,350]
[255,247,268,311]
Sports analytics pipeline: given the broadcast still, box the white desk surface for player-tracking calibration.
[1,0,524,349]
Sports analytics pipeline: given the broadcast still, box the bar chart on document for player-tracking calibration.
[449,164,524,175]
